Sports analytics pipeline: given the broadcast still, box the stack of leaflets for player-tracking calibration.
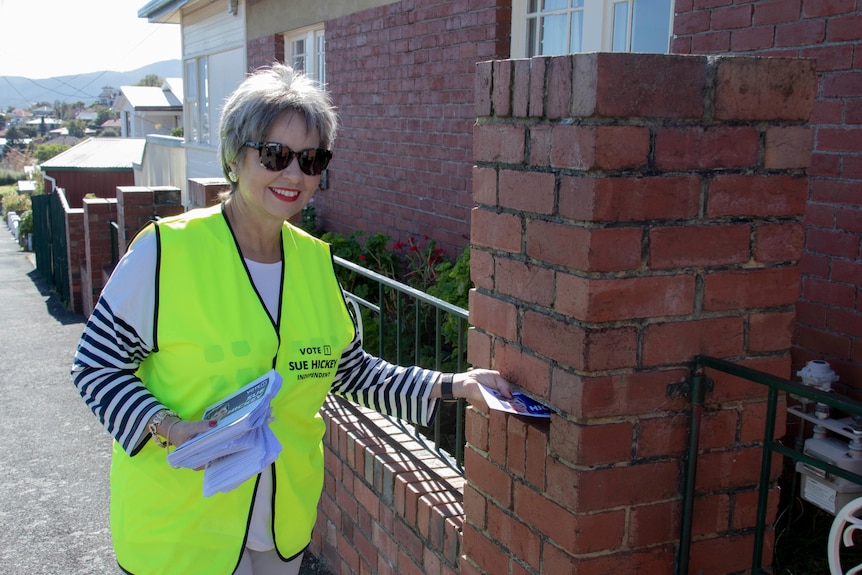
[168,369,283,497]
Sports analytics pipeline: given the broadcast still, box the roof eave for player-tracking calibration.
[137,0,189,24]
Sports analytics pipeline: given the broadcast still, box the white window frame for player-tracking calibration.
[184,56,210,145]
[284,25,326,85]
[511,0,673,58]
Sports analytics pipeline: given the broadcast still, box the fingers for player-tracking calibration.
[170,419,217,447]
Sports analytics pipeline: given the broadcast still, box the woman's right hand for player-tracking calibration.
[166,418,218,448]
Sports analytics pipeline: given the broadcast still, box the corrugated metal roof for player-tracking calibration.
[40,138,146,170]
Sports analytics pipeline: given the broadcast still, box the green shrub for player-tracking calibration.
[1,189,31,216]
[18,209,32,236]
[0,169,27,187]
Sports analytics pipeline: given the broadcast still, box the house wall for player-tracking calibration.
[245,0,396,41]
[671,3,862,395]
[183,0,245,59]
[45,169,134,209]
[137,135,187,204]
[312,0,513,258]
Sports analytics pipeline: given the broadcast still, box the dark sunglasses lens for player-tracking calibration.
[298,149,332,175]
[260,144,290,171]
[258,144,331,174]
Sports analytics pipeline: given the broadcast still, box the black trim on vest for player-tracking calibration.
[152,222,162,353]
[220,203,283,369]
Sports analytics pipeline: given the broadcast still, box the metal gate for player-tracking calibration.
[31,192,69,309]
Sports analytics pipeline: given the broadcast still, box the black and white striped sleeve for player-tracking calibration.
[330,335,441,427]
[71,229,164,456]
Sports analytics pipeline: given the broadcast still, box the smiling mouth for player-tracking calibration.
[271,187,300,201]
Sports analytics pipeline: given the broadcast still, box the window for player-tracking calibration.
[184,49,243,147]
[285,26,326,84]
[184,57,209,144]
[512,0,673,57]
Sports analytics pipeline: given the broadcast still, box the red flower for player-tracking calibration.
[359,254,367,261]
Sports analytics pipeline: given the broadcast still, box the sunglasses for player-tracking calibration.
[244,141,332,175]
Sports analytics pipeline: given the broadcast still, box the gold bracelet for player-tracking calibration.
[147,408,177,448]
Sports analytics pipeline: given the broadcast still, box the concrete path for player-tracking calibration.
[0,225,331,575]
[0,228,115,574]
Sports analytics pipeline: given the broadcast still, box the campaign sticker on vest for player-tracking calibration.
[288,344,337,380]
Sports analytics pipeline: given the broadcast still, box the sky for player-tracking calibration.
[0,0,182,79]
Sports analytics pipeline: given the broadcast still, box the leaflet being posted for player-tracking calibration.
[478,384,553,418]
[167,369,283,496]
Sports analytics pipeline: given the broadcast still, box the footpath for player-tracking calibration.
[0,228,114,574]
[0,226,330,575]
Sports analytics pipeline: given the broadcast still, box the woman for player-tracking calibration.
[71,63,511,575]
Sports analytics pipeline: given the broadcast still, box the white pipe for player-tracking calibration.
[42,173,57,194]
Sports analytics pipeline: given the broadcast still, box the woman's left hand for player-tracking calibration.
[452,369,513,409]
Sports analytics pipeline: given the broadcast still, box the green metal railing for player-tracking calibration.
[333,255,469,471]
[679,356,862,575]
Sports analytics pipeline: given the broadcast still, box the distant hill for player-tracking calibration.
[0,60,182,110]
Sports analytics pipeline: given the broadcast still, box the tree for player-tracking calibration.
[35,143,71,163]
[66,119,87,138]
[135,74,163,87]
[96,108,116,126]
[4,126,21,154]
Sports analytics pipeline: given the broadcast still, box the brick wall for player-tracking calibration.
[466,52,813,574]
[672,2,862,395]
[316,0,512,258]
[248,33,285,72]
[315,398,465,575]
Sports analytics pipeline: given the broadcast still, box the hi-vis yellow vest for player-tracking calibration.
[111,204,355,575]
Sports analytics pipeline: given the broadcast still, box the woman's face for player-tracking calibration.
[234,110,322,225]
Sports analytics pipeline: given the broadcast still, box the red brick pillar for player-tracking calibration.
[82,198,118,317]
[64,206,85,314]
[466,53,815,575]
[187,178,229,209]
[116,186,183,257]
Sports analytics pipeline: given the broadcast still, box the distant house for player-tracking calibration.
[113,78,183,138]
[97,86,119,107]
[7,109,33,127]
[75,110,99,123]
[40,137,146,208]
[30,106,54,118]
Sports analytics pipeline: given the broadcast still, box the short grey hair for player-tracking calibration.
[218,63,338,189]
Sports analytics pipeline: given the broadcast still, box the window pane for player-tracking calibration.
[199,57,209,144]
[612,2,629,52]
[542,0,568,10]
[292,39,306,72]
[529,0,540,13]
[316,33,326,84]
[526,16,538,57]
[631,0,672,53]
[569,10,583,52]
[185,60,199,142]
[540,14,568,55]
